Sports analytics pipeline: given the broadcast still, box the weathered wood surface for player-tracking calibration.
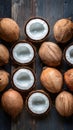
[0,0,73,130]
[0,1,11,130]
[11,0,73,130]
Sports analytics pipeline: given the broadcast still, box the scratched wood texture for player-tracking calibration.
[0,1,11,130]
[0,0,73,130]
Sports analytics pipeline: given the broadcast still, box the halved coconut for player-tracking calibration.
[26,90,51,116]
[11,41,35,65]
[12,67,35,92]
[63,43,73,66]
[25,17,50,42]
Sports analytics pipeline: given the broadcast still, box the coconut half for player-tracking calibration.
[63,44,73,66]
[11,41,35,65]
[25,18,50,42]
[26,90,51,116]
[12,67,35,92]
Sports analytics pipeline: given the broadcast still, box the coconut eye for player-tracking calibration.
[12,68,35,92]
[25,18,50,42]
[11,42,35,65]
[26,90,51,116]
[65,44,73,65]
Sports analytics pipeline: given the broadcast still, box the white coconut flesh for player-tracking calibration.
[28,92,49,114]
[12,43,34,64]
[13,68,35,90]
[65,45,73,64]
[26,19,49,40]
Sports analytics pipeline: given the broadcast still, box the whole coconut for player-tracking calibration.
[1,89,23,118]
[0,18,20,42]
[0,70,9,91]
[55,91,73,116]
[0,44,9,66]
[64,69,73,91]
[53,19,73,43]
[40,67,63,93]
[39,42,62,67]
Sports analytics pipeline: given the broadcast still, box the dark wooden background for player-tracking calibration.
[0,0,73,130]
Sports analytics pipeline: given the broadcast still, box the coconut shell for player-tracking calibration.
[10,40,35,66]
[39,42,62,67]
[64,69,73,91]
[1,89,24,118]
[11,67,36,93]
[26,90,51,117]
[24,17,50,43]
[40,67,63,93]
[53,19,73,43]
[0,70,9,91]
[55,91,73,116]
[0,18,20,42]
[0,44,9,66]
[63,43,73,66]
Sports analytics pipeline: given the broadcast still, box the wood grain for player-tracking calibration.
[11,0,73,130]
[0,0,73,130]
[0,1,11,130]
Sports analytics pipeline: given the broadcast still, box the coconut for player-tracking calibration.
[64,69,73,91]
[0,18,20,42]
[12,67,35,92]
[26,90,51,116]
[63,44,73,66]
[1,89,23,118]
[39,42,62,67]
[40,67,63,93]
[0,70,9,92]
[53,19,73,43]
[55,91,73,116]
[0,44,9,66]
[11,41,35,65]
[25,17,50,42]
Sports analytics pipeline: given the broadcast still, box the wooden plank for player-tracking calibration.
[64,0,73,19]
[34,1,65,130]
[0,1,11,130]
[0,0,11,18]
[12,0,36,39]
[11,0,73,130]
[11,1,37,130]
[1,0,73,130]
[62,1,73,130]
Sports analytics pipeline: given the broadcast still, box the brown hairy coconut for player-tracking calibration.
[0,70,9,92]
[39,42,62,67]
[1,89,23,118]
[53,19,73,43]
[0,44,9,66]
[0,18,20,42]
[40,67,63,93]
[55,91,73,117]
[64,69,73,91]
